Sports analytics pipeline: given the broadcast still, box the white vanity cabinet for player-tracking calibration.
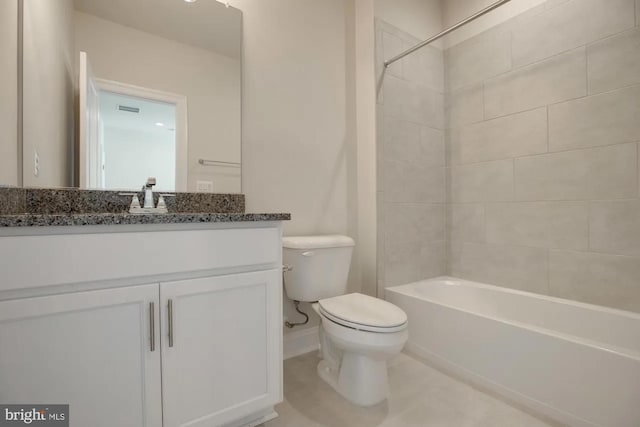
[0,222,284,427]
[0,284,163,427]
[160,270,281,427]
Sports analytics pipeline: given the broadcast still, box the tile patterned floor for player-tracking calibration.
[263,351,556,427]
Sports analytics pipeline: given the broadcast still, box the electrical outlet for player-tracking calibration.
[33,150,40,177]
[196,181,213,192]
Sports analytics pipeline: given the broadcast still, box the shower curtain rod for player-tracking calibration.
[384,0,513,68]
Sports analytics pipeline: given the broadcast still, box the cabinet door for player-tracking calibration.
[161,269,282,427]
[0,285,162,427]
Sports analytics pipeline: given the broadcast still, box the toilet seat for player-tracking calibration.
[318,293,408,333]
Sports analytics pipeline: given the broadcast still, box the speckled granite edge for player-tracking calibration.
[0,212,291,227]
[0,187,245,215]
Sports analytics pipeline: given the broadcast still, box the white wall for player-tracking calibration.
[0,0,18,187]
[234,0,355,238]
[232,0,361,333]
[22,0,75,188]
[74,12,242,193]
[353,0,378,298]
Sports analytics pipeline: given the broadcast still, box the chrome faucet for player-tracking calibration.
[143,177,156,208]
[125,177,168,214]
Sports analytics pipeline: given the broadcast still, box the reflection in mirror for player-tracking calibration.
[15,0,242,192]
[0,1,19,187]
[99,92,178,192]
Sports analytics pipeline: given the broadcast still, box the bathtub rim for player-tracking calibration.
[386,276,640,361]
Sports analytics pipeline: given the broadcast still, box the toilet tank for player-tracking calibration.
[282,235,355,302]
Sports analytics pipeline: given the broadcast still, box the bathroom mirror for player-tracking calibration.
[11,0,242,193]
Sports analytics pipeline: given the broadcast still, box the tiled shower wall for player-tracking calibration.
[376,19,446,295]
[377,0,640,312]
[445,0,640,312]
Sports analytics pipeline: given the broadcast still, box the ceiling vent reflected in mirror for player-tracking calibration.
[117,105,141,114]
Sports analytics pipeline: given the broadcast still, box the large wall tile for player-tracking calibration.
[382,116,420,164]
[378,18,448,289]
[445,27,511,91]
[385,238,445,287]
[549,86,640,152]
[383,117,445,168]
[545,0,571,10]
[383,159,445,203]
[376,193,385,292]
[588,28,640,94]
[383,75,444,129]
[420,126,446,167]
[590,200,640,257]
[451,108,548,165]
[485,201,588,250]
[450,159,514,202]
[446,83,484,129]
[447,203,485,244]
[385,202,445,245]
[404,44,444,93]
[376,105,385,185]
[512,0,635,68]
[450,242,548,294]
[420,241,447,282]
[515,143,637,200]
[484,48,586,119]
[549,250,640,312]
[382,31,404,79]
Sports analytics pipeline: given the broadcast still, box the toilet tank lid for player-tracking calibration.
[283,235,355,249]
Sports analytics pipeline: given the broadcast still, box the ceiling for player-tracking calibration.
[74,0,242,59]
[99,91,177,134]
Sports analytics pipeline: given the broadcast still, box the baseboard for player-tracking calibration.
[283,326,319,360]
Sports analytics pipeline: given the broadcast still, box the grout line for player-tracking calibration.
[482,202,488,244]
[452,198,638,205]
[637,142,640,198]
[585,43,590,95]
[445,80,639,129]
[587,200,592,252]
[546,248,551,295]
[546,106,550,153]
[448,140,638,169]
[511,158,516,200]
[480,80,637,122]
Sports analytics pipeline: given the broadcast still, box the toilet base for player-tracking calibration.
[317,353,389,407]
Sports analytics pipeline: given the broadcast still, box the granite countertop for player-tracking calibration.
[0,212,291,227]
[0,187,290,227]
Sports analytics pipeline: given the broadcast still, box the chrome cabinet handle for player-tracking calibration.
[168,299,174,348]
[150,302,156,352]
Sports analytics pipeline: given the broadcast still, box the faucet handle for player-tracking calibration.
[146,177,157,187]
[130,195,142,210]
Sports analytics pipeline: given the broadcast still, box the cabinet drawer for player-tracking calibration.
[0,226,281,291]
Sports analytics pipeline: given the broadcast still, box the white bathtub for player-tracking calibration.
[386,277,640,427]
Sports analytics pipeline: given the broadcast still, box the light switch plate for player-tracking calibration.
[196,181,214,192]
[33,150,40,177]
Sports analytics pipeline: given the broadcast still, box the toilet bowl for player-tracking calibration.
[282,235,408,406]
[313,293,408,406]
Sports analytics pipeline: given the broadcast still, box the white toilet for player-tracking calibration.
[282,235,408,407]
